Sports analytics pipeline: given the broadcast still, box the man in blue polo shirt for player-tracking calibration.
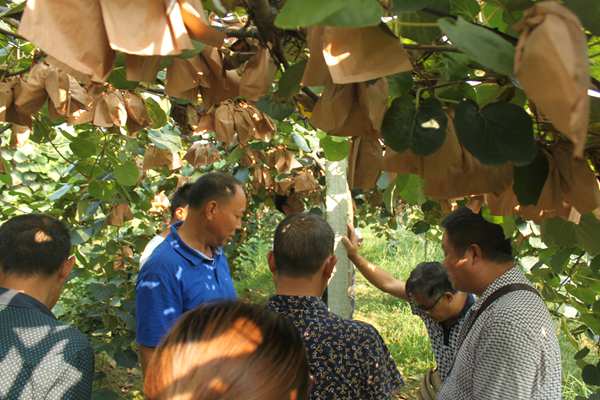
[135,172,246,373]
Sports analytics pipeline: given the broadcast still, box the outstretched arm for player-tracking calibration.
[342,225,408,300]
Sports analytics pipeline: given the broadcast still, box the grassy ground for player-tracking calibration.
[234,225,595,400]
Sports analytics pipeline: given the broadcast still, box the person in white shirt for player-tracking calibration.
[140,184,192,268]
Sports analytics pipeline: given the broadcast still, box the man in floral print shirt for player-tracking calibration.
[266,213,403,399]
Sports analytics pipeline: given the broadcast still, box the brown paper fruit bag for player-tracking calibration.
[322,25,412,85]
[349,136,383,190]
[100,0,192,55]
[302,27,331,87]
[19,0,115,81]
[239,47,277,101]
[184,142,220,167]
[514,1,590,157]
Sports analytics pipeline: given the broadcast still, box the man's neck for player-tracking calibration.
[0,275,55,309]
[472,262,514,296]
[275,276,324,298]
[177,218,214,257]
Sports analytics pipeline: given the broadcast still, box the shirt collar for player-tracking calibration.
[168,222,223,265]
[475,266,528,308]
[0,287,55,319]
[268,295,329,314]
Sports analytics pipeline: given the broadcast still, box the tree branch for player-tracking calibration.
[0,26,24,41]
[404,44,460,52]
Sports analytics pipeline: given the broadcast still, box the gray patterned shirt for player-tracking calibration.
[0,288,94,399]
[437,267,562,400]
[410,294,474,381]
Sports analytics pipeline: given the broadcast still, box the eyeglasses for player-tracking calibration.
[419,294,444,312]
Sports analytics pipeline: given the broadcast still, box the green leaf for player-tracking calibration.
[292,133,312,152]
[576,214,600,256]
[450,0,480,20]
[395,1,450,44]
[256,95,295,121]
[274,0,345,28]
[541,218,578,248]
[411,220,430,234]
[48,184,73,201]
[145,98,168,129]
[70,137,98,159]
[472,83,502,107]
[148,128,182,153]
[31,115,57,144]
[582,363,600,386]
[388,73,414,98]
[549,248,572,274]
[320,135,350,161]
[574,347,590,360]
[114,349,138,369]
[564,0,600,36]
[455,100,536,165]
[395,173,426,205]
[107,67,138,90]
[493,0,533,12]
[92,388,121,400]
[382,97,448,155]
[591,256,600,274]
[513,148,549,206]
[113,161,140,187]
[391,0,439,12]
[277,60,307,99]
[320,0,384,27]
[179,39,206,59]
[89,181,118,201]
[438,17,516,76]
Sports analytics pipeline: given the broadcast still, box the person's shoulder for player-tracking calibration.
[339,317,385,342]
[138,240,180,275]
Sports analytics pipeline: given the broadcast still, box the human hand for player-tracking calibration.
[341,224,360,259]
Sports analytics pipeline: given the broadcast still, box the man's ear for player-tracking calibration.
[204,200,218,220]
[467,244,483,265]
[267,251,277,275]
[58,255,75,282]
[323,255,336,280]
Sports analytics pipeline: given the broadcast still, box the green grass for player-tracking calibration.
[234,225,596,399]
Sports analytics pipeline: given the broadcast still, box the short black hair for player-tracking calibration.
[170,183,192,217]
[441,206,513,263]
[187,172,242,209]
[406,262,455,301]
[0,214,71,276]
[274,194,288,214]
[273,213,334,278]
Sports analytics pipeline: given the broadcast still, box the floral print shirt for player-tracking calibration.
[267,295,403,400]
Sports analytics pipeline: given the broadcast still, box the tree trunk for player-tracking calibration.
[325,158,355,319]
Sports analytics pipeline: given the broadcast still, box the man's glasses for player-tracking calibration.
[419,294,444,312]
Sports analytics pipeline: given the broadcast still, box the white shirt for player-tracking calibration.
[139,235,165,268]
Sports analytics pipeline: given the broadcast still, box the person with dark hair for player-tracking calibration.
[140,184,192,267]
[144,301,311,400]
[342,227,473,398]
[266,213,403,399]
[437,207,561,400]
[0,214,94,399]
[136,172,246,374]
[273,194,305,216]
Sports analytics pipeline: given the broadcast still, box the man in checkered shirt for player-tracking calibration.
[343,226,474,385]
[437,207,562,400]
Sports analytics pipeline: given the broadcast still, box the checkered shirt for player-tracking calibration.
[437,267,562,400]
[410,294,474,381]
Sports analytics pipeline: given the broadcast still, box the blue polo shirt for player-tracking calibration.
[135,222,237,347]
